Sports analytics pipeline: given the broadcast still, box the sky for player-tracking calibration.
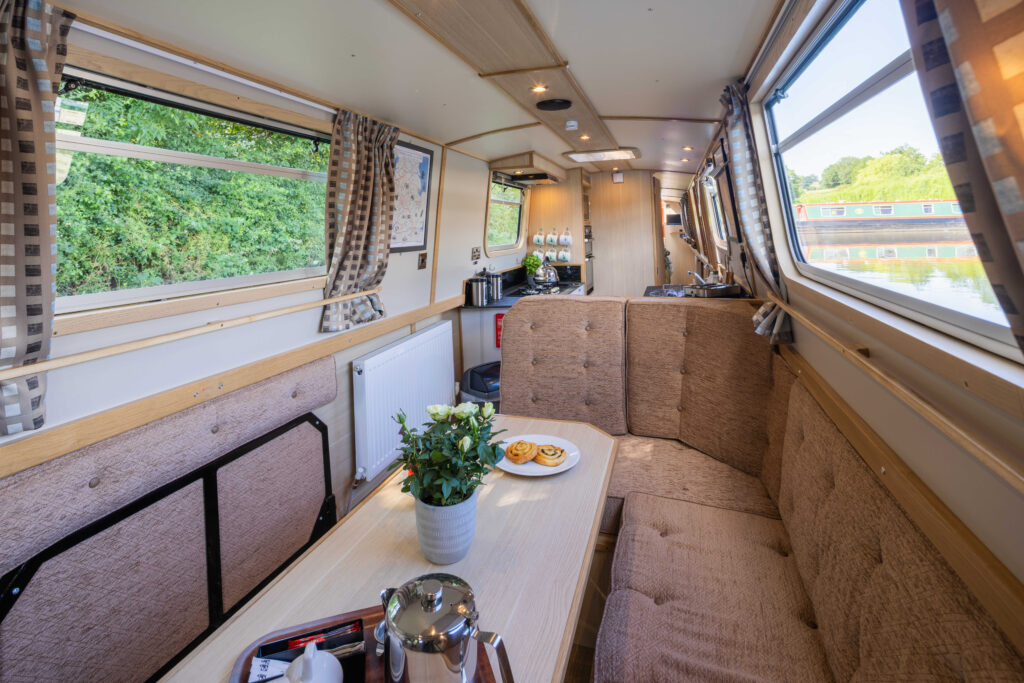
[772,0,942,177]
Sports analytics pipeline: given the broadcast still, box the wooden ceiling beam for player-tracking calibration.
[445,122,542,147]
[602,115,722,125]
[479,63,568,78]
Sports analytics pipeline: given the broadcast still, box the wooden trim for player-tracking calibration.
[0,295,465,479]
[600,115,722,125]
[477,63,567,78]
[67,45,334,134]
[786,277,1024,423]
[445,122,541,147]
[778,346,1024,656]
[0,288,380,383]
[429,147,448,304]
[53,277,327,336]
[511,0,567,63]
[743,0,788,79]
[770,293,1024,495]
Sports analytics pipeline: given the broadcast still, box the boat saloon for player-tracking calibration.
[2,0,1024,680]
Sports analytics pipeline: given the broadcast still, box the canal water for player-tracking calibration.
[796,224,1008,327]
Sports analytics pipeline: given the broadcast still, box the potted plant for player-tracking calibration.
[391,402,505,564]
[523,253,541,287]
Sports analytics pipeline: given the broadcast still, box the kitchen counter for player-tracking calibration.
[461,281,584,309]
[643,284,752,298]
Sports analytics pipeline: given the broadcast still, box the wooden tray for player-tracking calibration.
[228,604,495,683]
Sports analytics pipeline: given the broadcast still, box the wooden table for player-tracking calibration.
[162,415,617,683]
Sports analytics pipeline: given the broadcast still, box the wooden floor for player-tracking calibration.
[565,644,595,683]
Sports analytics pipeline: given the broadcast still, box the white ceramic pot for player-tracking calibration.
[414,489,477,565]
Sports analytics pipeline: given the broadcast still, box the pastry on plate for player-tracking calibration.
[505,440,539,465]
[534,444,567,467]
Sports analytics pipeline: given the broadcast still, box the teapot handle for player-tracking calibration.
[474,630,514,683]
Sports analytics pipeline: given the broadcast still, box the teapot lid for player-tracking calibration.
[385,573,477,652]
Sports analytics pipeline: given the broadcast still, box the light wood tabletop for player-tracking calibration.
[161,415,618,683]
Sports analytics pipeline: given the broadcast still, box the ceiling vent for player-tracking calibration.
[536,99,572,111]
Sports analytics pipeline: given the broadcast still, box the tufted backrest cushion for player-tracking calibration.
[760,352,797,503]
[0,356,337,574]
[499,295,627,435]
[778,382,1023,680]
[625,298,772,476]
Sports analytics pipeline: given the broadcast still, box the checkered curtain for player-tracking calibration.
[720,82,793,345]
[901,0,1024,354]
[0,1,73,436]
[321,110,399,332]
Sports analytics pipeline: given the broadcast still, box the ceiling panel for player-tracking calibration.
[58,0,534,145]
[526,0,779,120]
[450,124,595,170]
[604,119,718,173]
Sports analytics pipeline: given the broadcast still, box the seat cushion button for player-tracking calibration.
[530,322,536,329]
[531,396,538,403]
[88,477,100,489]
[807,620,818,630]
[654,597,666,606]
[531,359,537,366]
[585,324,592,331]
[676,405,682,412]
[584,399,591,406]
[211,425,220,434]
[583,361,589,368]
[291,390,298,398]
[660,530,668,538]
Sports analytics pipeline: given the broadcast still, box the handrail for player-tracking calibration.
[770,293,1024,495]
[0,288,381,383]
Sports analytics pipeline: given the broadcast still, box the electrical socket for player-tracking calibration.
[471,246,481,261]
[418,252,427,269]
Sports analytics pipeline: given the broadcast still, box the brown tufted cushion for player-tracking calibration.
[0,482,209,682]
[779,382,1024,680]
[625,298,772,476]
[761,352,797,504]
[595,492,833,682]
[217,421,327,611]
[499,295,627,435]
[0,357,337,575]
[600,434,778,534]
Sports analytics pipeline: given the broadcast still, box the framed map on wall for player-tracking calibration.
[391,140,434,252]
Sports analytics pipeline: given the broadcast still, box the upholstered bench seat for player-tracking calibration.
[600,435,778,534]
[595,492,832,682]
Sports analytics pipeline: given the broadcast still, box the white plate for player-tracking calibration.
[495,435,581,477]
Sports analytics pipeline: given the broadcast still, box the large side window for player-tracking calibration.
[485,177,525,252]
[55,78,328,311]
[766,0,1010,345]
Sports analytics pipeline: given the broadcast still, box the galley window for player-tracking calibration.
[765,0,1013,351]
[485,174,526,254]
[54,74,329,313]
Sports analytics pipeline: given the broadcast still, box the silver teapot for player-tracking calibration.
[375,573,514,683]
[535,257,559,285]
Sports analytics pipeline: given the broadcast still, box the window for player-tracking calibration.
[55,77,328,310]
[485,178,525,252]
[702,176,730,248]
[766,0,1010,347]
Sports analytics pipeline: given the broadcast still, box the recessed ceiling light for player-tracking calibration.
[531,85,548,93]
[580,134,590,141]
[683,146,693,151]
[681,158,689,163]
[515,170,523,174]
[564,148,640,162]
[612,167,619,171]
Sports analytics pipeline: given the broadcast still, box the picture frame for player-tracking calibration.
[390,140,434,253]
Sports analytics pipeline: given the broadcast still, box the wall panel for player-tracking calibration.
[589,170,656,296]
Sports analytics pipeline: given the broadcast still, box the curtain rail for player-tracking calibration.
[0,288,381,383]
[770,293,1024,496]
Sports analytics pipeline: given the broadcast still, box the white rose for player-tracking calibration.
[426,404,452,421]
[458,435,473,453]
[481,402,495,419]
[452,402,479,419]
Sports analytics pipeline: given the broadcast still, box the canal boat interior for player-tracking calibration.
[1,0,1023,681]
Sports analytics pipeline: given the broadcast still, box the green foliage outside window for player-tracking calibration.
[786,145,954,205]
[56,88,328,297]
[486,181,523,249]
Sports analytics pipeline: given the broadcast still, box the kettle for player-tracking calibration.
[535,257,559,285]
[375,574,514,683]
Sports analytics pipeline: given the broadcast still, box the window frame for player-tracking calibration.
[54,69,330,313]
[483,175,527,256]
[763,0,1015,351]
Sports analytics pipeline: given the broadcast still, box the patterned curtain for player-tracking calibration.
[900,0,1024,355]
[0,1,74,436]
[321,110,399,332]
[720,82,793,345]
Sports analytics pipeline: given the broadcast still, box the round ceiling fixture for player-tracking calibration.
[536,98,572,111]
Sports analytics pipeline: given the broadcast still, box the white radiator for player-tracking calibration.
[352,321,455,485]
